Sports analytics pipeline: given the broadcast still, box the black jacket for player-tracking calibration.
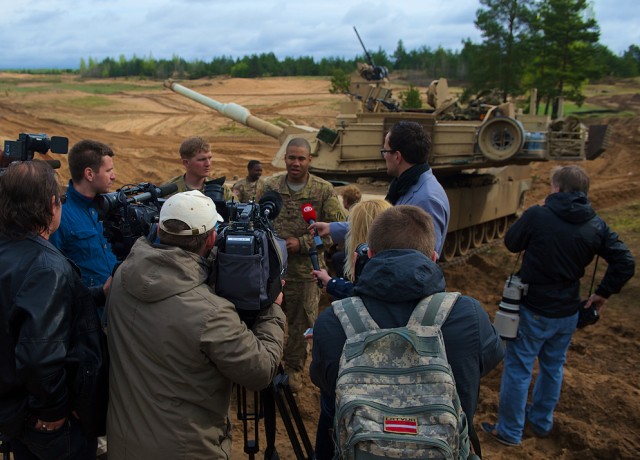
[310,248,504,427]
[505,192,635,317]
[0,233,108,438]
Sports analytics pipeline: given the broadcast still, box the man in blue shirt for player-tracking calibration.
[50,139,117,304]
[313,121,450,259]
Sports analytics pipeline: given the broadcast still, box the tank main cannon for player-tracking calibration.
[164,78,607,182]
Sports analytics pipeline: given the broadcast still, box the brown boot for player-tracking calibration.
[286,369,303,393]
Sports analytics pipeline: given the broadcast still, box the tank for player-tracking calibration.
[162,40,608,261]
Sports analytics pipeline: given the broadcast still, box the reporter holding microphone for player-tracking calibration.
[256,137,346,392]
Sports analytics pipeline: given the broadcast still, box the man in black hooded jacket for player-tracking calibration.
[310,205,503,459]
[482,165,635,447]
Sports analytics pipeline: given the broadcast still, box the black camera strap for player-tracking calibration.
[587,255,600,296]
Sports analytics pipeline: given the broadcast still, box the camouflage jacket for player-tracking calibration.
[163,174,234,201]
[257,173,346,280]
[232,177,263,202]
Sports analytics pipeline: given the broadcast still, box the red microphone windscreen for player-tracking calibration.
[301,203,317,222]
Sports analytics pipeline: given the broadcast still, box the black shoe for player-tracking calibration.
[480,422,521,447]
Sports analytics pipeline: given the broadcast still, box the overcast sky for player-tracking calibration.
[1,0,638,70]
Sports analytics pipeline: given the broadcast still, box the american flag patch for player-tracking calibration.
[383,416,418,434]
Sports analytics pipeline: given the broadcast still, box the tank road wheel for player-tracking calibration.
[456,228,472,257]
[483,220,497,242]
[477,117,525,161]
[495,216,510,239]
[471,224,485,248]
[441,232,458,261]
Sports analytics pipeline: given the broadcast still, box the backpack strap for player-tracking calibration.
[407,292,461,328]
[332,296,380,337]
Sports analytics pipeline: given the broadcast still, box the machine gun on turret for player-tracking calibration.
[353,26,388,81]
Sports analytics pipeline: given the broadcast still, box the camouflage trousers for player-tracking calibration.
[282,279,320,372]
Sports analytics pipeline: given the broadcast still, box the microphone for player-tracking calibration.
[308,245,323,287]
[128,183,178,203]
[259,191,283,220]
[301,203,323,249]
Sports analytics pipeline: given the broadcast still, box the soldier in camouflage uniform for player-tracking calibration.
[232,160,263,202]
[163,136,234,200]
[257,138,346,392]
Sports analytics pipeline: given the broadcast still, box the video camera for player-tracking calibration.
[1,133,69,171]
[204,179,287,324]
[95,182,177,261]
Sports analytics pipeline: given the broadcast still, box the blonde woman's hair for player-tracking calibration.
[343,199,392,281]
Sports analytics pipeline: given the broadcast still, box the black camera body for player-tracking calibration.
[95,182,176,261]
[577,300,600,329]
[1,133,69,170]
[209,185,286,323]
[354,242,370,281]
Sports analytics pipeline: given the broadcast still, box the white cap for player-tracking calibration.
[159,190,223,236]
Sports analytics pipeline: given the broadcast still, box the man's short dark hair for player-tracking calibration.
[158,219,212,253]
[367,205,435,257]
[68,139,114,183]
[388,121,432,165]
[551,165,590,194]
[286,137,311,154]
[247,160,262,171]
[179,136,210,160]
[0,161,62,239]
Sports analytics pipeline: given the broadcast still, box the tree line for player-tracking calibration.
[76,0,638,114]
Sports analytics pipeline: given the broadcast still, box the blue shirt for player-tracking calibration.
[50,181,117,288]
[329,169,450,256]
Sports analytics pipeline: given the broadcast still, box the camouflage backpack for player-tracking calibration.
[332,292,473,460]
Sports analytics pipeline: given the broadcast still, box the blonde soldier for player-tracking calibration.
[163,136,234,200]
[257,138,346,392]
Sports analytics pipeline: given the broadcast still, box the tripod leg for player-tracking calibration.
[237,385,261,458]
[272,373,315,460]
[262,388,280,460]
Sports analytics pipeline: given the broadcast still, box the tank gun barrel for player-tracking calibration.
[353,26,375,67]
[163,79,284,140]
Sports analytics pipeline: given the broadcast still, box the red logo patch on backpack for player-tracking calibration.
[383,416,418,435]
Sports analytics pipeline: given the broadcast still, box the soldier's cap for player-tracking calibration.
[159,190,223,236]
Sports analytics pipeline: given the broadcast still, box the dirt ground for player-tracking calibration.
[1,73,638,459]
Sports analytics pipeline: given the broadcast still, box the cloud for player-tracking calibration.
[1,0,636,69]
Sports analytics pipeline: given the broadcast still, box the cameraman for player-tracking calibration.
[0,161,108,460]
[50,139,118,306]
[105,190,285,459]
[310,205,503,459]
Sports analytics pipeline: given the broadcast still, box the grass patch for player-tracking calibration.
[218,121,255,136]
[64,96,114,109]
[563,101,609,115]
[599,201,640,233]
[0,79,158,95]
[269,116,291,126]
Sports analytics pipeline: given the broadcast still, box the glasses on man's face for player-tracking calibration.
[380,149,395,158]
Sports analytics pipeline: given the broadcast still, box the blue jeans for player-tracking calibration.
[11,417,97,460]
[315,391,336,460]
[496,307,578,443]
